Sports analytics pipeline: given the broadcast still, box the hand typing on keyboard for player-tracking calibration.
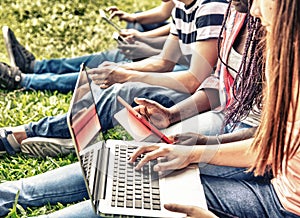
[128,143,198,171]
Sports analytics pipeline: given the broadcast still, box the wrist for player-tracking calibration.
[132,13,139,23]
[168,106,180,124]
[190,146,203,164]
[206,135,222,145]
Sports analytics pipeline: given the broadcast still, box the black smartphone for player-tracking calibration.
[112,32,128,45]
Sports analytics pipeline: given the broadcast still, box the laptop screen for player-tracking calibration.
[68,64,104,152]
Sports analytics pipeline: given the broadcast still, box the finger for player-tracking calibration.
[164,203,192,214]
[105,6,118,12]
[134,97,157,107]
[117,44,134,50]
[89,73,106,81]
[135,148,166,170]
[129,145,158,163]
[168,135,177,144]
[109,11,124,20]
[100,84,110,89]
[169,134,180,144]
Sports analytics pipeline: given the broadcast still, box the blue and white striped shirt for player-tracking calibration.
[170,0,228,55]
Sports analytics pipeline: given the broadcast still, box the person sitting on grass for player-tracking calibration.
[0,0,181,93]
[0,0,228,157]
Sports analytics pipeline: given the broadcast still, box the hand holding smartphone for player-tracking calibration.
[99,9,122,32]
[116,96,173,144]
[112,32,128,45]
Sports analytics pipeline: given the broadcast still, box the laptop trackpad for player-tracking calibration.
[159,165,207,210]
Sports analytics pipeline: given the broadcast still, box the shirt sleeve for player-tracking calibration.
[197,74,219,91]
[195,1,228,41]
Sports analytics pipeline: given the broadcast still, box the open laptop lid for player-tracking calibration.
[67,63,104,153]
[67,63,108,212]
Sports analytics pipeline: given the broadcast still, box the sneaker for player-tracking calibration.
[0,62,22,90]
[0,128,21,155]
[21,137,75,158]
[2,26,35,73]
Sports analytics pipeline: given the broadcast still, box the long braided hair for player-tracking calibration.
[218,0,265,130]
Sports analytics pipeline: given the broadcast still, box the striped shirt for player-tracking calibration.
[170,0,228,55]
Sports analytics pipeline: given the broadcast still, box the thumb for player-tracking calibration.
[134,97,157,107]
[164,203,190,214]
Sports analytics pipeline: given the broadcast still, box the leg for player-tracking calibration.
[202,175,298,218]
[21,72,79,93]
[0,163,88,217]
[33,49,128,75]
[34,200,99,218]
[20,49,129,92]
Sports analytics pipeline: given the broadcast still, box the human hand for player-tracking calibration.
[170,132,209,145]
[118,41,161,60]
[129,143,196,171]
[164,204,218,218]
[106,6,136,22]
[87,62,129,88]
[134,98,172,129]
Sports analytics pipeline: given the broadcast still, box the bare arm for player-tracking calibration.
[121,35,218,93]
[172,127,257,146]
[107,1,174,24]
[130,138,258,171]
[168,89,220,124]
[89,34,218,93]
[138,24,170,38]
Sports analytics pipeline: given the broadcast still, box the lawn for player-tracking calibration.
[0,0,160,216]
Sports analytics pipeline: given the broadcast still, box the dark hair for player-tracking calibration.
[217,0,265,130]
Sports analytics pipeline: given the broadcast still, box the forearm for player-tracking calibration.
[139,25,170,38]
[191,138,257,168]
[122,57,175,72]
[207,127,257,144]
[168,89,220,124]
[137,35,168,49]
[133,2,173,24]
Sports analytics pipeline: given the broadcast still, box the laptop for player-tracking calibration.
[67,63,207,217]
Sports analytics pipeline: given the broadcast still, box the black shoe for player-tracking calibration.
[0,62,22,90]
[2,26,35,73]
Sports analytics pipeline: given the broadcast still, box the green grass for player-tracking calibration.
[0,0,160,216]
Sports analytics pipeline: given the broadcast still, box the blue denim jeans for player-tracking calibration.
[0,162,299,218]
[20,49,129,93]
[20,49,187,93]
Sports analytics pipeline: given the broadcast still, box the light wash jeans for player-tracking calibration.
[20,49,187,93]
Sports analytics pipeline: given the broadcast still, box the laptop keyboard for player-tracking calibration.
[111,144,161,210]
[82,150,94,184]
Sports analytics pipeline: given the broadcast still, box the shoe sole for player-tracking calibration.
[21,137,74,158]
[2,26,16,67]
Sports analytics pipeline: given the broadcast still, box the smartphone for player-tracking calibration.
[99,9,122,32]
[112,32,128,45]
